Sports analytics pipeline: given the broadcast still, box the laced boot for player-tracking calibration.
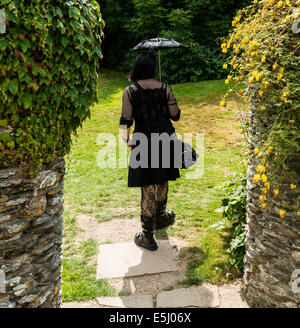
[134,215,158,251]
[153,200,175,230]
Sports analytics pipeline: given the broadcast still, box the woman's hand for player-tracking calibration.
[127,139,133,148]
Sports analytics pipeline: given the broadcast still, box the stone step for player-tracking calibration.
[96,240,179,279]
[96,295,154,308]
[156,285,220,308]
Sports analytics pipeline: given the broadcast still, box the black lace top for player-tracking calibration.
[119,79,181,134]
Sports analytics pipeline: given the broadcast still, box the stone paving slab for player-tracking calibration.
[218,285,249,308]
[96,295,154,308]
[96,241,179,279]
[156,284,220,308]
[62,300,101,308]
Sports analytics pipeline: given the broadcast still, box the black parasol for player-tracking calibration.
[130,37,189,81]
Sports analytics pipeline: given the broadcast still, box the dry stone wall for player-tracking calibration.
[243,97,300,308]
[0,157,64,308]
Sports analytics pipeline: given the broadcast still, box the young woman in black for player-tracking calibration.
[119,53,181,251]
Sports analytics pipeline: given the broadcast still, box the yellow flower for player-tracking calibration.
[261,56,266,63]
[273,189,279,196]
[267,146,273,153]
[290,184,296,190]
[261,174,267,183]
[254,148,259,155]
[280,209,286,219]
[225,79,230,85]
[227,43,231,49]
[261,202,267,210]
[280,67,284,73]
[223,63,228,69]
[277,74,283,81]
[277,1,283,8]
[248,76,254,84]
[251,51,258,58]
[248,149,252,155]
[294,13,300,19]
[265,182,270,191]
[286,0,290,5]
[259,90,264,98]
[261,106,266,112]
[262,81,268,89]
[281,92,288,102]
[220,101,227,107]
[221,43,227,49]
[273,63,278,70]
[260,195,266,203]
[253,175,261,183]
[233,63,238,70]
[222,48,228,53]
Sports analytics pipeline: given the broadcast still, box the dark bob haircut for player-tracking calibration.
[130,53,156,82]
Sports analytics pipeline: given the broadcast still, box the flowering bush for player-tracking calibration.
[220,0,300,218]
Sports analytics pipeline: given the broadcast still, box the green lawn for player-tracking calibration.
[62,69,246,301]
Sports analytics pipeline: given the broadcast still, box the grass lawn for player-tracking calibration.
[62,69,246,301]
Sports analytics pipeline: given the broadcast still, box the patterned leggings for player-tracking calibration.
[141,181,168,218]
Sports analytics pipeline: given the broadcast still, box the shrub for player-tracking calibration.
[211,169,247,270]
[0,0,104,167]
[220,0,300,218]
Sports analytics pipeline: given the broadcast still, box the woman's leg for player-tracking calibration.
[134,184,158,251]
[141,184,156,217]
[155,181,168,202]
[154,181,175,230]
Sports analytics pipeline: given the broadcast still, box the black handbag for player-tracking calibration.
[171,135,199,169]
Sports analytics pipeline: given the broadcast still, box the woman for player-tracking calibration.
[119,53,181,251]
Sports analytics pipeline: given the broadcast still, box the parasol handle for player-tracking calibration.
[159,49,161,81]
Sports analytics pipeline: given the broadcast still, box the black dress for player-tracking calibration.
[119,79,181,187]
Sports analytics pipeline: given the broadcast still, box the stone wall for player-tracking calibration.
[0,157,64,308]
[243,97,300,308]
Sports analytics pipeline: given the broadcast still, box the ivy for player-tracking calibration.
[0,0,104,167]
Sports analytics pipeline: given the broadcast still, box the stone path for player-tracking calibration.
[62,284,248,308]
[62,213,249,308]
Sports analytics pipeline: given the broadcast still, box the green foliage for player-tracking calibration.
[211,170,247,270]
[99,0,251,83]
[221,0,300,217]
[0,0,104,166]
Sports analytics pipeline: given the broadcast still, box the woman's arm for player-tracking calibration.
[166,84,181,121]
[119,87,134,147]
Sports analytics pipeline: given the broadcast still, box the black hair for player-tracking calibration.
[130,53,156,82]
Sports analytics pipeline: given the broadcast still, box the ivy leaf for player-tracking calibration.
[22,94,33,109]
[8,79,19,95]
[0,40,9,51]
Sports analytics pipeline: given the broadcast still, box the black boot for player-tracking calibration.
[154,200,175,230]
[134,215,158,251]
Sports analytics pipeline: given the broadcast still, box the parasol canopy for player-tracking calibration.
[130,37,188,51]
[130,37,189,81]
